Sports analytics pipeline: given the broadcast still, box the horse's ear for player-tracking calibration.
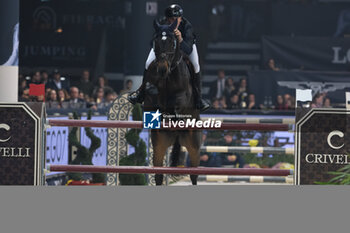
[153,19,161,32]
[169,19,177,32]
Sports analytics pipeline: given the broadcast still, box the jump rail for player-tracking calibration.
[198,146,294,155]
[47,165,293,176]
[182,175,294,183]
[201,117,295,125]
[47,119,291,131]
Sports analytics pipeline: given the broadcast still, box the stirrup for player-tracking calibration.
[128,91,143,105]
[198,99,210,112]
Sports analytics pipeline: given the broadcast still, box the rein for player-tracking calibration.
[170,53,182,72]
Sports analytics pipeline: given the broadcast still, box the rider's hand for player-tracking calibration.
[174,29,183,43]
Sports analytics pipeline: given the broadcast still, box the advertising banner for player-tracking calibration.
[0,103,45,185]
[248,70,350,106]
[262,36,350,71]
[295,108,350,185]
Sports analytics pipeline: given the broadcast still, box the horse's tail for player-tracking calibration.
[170,137,181,167]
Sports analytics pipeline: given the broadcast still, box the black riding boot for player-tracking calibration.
[128,70,147,105]
[193,72,210,112]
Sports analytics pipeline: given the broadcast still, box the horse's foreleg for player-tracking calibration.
[152,133,170,185]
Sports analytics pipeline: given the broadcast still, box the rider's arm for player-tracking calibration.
[180,23,194,55]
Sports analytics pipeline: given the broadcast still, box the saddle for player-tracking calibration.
[182,55,195,79]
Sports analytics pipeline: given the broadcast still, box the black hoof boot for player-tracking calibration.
[155,174,164,185]
[192,72,210,112]
[190,174,198,185]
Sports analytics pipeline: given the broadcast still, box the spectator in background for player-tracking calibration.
[94,87,105,105]
[236,77,248,108]
[219,96,227,109]
[286,96,295,109]
[79,92,85,100]
[105,88,118,104]
[209,3,225,42]
[91,87,116,110]
[19,89,30,101]
[93,75,112,96]
[267,58,280,71]
[311,93,324,108]
[47,69,69,92]
[57,89,69,103]
[29,71,42,85]
[45,88,52,100]
[198,131,222,167]
[228,93,240,109]
[18,76,30,102]
[283,94,291,106]
[324,97,332,108]
[275,95,289,110]
[209,69,226,100]
[46,89,60,109]
[27,71,45,102]
[224,77,236,101]
[18,77,28,98]
[119,79,133,95]
[79,69,94,97]
[247,94,259,110]
[236,77,248,96]
[40,70,49,86]
[57,89,69,108]
[66,86,86,109]
[219,131,245,168]
[211,97,220,110]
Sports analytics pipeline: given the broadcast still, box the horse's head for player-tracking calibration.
[152,19,178,78]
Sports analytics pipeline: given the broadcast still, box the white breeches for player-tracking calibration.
[145,44,200,73]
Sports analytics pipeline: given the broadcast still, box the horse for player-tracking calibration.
[143,20,201,185]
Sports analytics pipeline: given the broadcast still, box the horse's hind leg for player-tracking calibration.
[180,132,201,185]
[153,144,168,185]
[185,144,200,185]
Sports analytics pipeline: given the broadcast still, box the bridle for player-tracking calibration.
[153,33,182,73]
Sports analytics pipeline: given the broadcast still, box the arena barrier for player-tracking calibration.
[47,119,291,131]
[47,164,293,176]
[188,146,294,155]
[45,94,295,185]
[0,95,297,185]
[181,175,293,184]
[201,117,295,125]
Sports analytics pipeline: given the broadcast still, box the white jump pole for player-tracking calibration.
[0,66,18,102]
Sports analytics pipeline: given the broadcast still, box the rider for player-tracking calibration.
[128,4,210,112]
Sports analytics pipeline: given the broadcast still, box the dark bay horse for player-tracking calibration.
[143,20,201,185]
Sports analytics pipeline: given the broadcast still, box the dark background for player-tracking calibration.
[14,0,350,106]
[0,0,19,65]
[18,0,349,75]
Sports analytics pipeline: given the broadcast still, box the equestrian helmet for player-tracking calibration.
[165,4,183,18]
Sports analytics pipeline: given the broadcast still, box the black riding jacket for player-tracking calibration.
[157,17,196,55]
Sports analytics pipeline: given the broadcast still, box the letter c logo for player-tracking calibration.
[0,123,11,142]
[327,130,344,150]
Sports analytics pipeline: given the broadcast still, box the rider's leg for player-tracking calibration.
[189,44,210,112]
[128,49,156,104]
